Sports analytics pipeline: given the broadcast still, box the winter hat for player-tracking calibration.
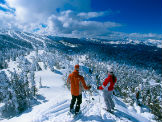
[75,64,79,70]
[108,66,113,73]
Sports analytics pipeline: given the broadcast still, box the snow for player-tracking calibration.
[59,40,79,48]
[7,30,14,38]
[1,39,28,50]
[1,66,155,122]
[99,38,162,48]
[25,51,37,63]
[22,32,47,48]
[1,30,162,49]
[12,31,36,49]
[147,39,162,48]
[0,50,156,122]
[149,79,160,86]
[100,39,141,45]
[2,60,21,78]
[25,50,45,63]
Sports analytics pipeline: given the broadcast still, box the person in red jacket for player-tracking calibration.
[97,68,117,112]
[67,64,91,115]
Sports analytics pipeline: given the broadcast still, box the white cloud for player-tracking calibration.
[0,3,9,9]
[0,0,161,41]
[77,10,113,19]
[128,33,162,40]
[41,10,121,38]
[5,0,90,22]
[0,11,16,29]
[78,12,105,19]
[93,31,162,41]
[0,3,14,14]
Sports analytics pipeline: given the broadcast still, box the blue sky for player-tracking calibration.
[0,0,4,3]
[0,0,161,40]
[91,0,162,34]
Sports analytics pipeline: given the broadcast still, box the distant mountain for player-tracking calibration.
[0,29,161,73]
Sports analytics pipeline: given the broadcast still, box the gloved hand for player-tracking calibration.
[88,85,91,89]
[97,86,100,90]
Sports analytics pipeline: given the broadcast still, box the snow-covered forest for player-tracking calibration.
[0,30,162,122]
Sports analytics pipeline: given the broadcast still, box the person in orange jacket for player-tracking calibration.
[67,64,91,115]
[97,68,117,112]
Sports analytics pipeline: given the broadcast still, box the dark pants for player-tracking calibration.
[70,94,82,113]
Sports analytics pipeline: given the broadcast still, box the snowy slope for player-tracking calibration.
[1,64,155,122]
[0,29,160,122]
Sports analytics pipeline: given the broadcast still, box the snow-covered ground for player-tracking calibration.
[1,66,155,122]
[0,50,157,122]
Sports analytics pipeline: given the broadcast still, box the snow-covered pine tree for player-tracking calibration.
[28,70,36,96]
[31,56,42,71]
[0,71,19,115]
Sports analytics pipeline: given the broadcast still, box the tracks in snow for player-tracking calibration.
[32,95,137,122]
[32,100,70,122]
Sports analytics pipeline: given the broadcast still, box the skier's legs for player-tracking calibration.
[103,91,111,111]
[108,91,115,109]
[70,95,76,111]
[75,94,82,113]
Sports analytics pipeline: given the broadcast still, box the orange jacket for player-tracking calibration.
[67,70,89,96]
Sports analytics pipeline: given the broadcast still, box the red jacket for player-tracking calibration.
[99,74,117,91]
